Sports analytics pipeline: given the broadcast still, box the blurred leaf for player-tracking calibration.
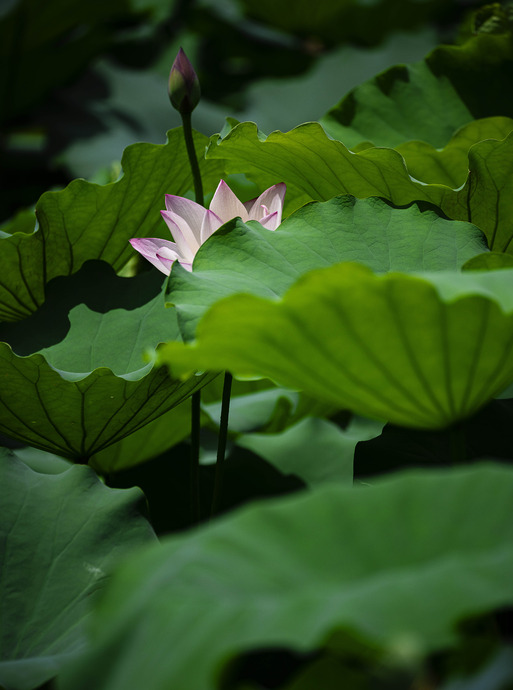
[167,196,488,340]
[0,451,155,690]
[0,262,215,459]
[0,0,151,122]
[202,387,298,434]
[320,34,513,149]
[158,265,513,429]
[60,464,513,690]
[237,416,384,487]
[11,446,72,474]
[0,128,224,322]
[238,0,450,47]
[231,29,439,135]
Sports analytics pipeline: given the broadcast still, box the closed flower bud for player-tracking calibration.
[168,48,201,115]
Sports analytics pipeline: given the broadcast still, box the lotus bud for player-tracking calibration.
[168,48,201,115]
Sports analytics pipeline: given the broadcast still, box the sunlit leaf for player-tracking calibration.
[158,264,513,429]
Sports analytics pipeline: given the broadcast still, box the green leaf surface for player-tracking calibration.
[320,34,513,149]
[0,452,155,690]
[60,464,513,690]
[90,400,195,474]
[238,416,384,487]
[0,128,224,322]
[167,196,488,340]
[441,133,513,253]
[0,262,215,458]
[395,117,513,187]
[206,121,444,215]
[158,264,513,429]
[463,252,513,272]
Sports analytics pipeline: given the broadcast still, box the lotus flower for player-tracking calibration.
[130,180,286,274]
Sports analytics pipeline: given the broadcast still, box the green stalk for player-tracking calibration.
[190,390,201,522]
[181,111,204,206]
[180,110,204,522]
[210,372,233,517]
[449,421,466,464]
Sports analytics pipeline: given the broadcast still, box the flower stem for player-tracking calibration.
[190,391,201,523]
[449,421,466,464]
[181,111,204,206]
[180,110,204,522]
[211,372,233,517]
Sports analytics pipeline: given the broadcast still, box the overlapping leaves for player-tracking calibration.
[0,128,224,322]
[166,195,488,340]
[0,262,214,459]
[159,264,513,429]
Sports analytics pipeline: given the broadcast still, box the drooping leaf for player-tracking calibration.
[89,400,198,474]
[158,264,513,429]
[202,387,298,435]
[441,132,513,253]
[59,464,513,690]
[395,117,513,187]
[463,252,513,271]
[0,128,224,322]
[237,416,384,487]
[320,34,513,149]
[0,451,155,690]
[0,262,214,459]
[167,196,488,340]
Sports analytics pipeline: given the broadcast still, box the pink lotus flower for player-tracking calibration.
[130,180,286,274]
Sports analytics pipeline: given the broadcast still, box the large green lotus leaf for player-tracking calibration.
[441,132,513,254]
[0,128,224,322]
[157,264,513,429]
[0,451,156,690]
[60,464,513,690]
[206,121,445,215]
[0,262,214,459]
[320,34,513,149]
[167,196,488,340]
